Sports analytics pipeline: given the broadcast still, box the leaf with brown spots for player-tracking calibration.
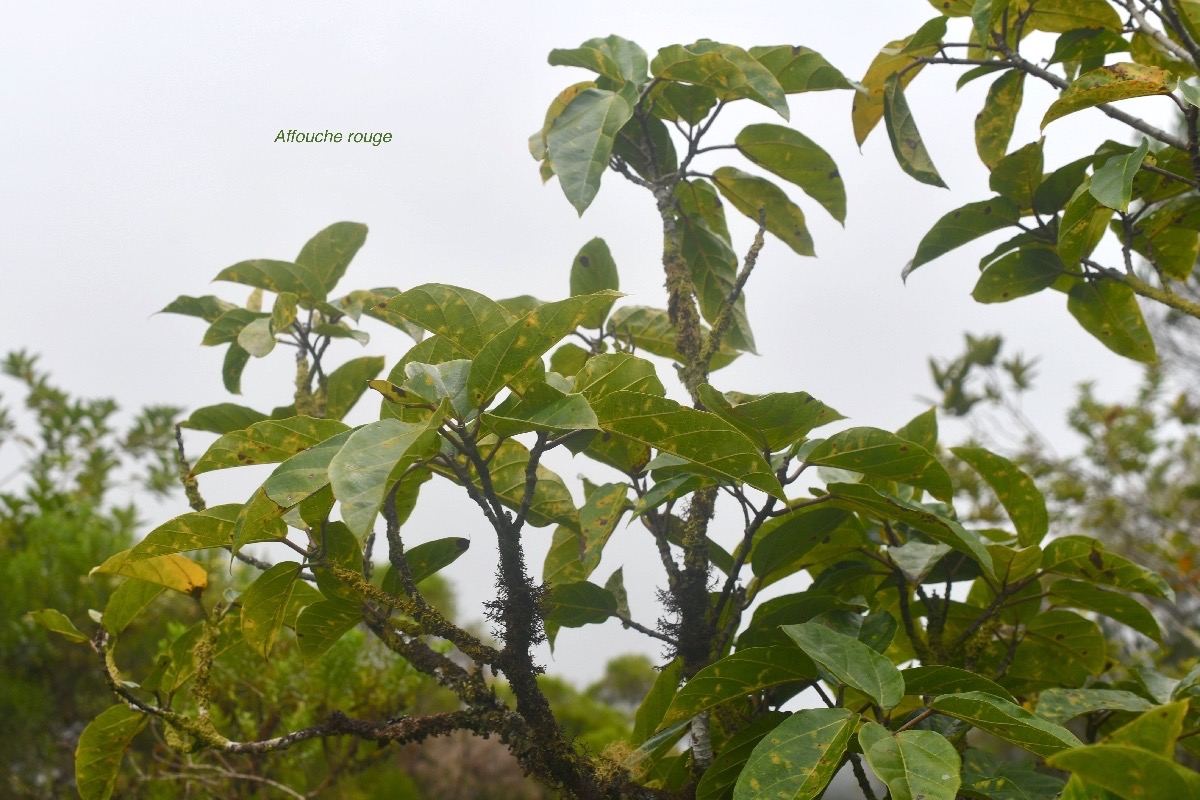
[192,416,350,475]
[808,426,953,502]
[660,647,818,727]
[952,446,1048,546]
[1067,279,1157,364]
[735,123,846,224]
[1042,63,1176,129]
[712,166,815,255]
[731,707,856,800]
[1042,535,1173,599]
[859,721,962,800]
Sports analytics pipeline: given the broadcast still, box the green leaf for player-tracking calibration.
[858,721,962,800]
[952,446,1048,545]
[749,507,857,585]
[92,551,207,597]
[896,406,939,452]
[1049,579,1163,643]
[467,292,621,407]
[404,536,472,585]
[180,403,267,434]
[570,237,620,328]
[214,259,326,305]
[402,360,473,418]
[700,385,844,452]
[29,608,90,643]
[1105,699,1188,755]
[546,88,633,214]
[976,70,1025,168]
[324,355,386,421]
[160,293,236,322]
[1004,610,1107,689]
[193,416,350,475]
[574,352,666,402]
[972,247,1065,303]
[260,430,352,508]
[1043,64,1176,128]
[931,691,1083,757]
[696,712,789,800]
[606,306,741,370]
[990,140,1045,211]
[905,196,1022,276]
[652,40,789,119]
[127,504,238,560]
[437,438,579,530]
[380,284,511,356]
[901,665,1017,703]
[75,705,147,800]
[294,221,367,293]
[328,411,445,537]
[592,390,785,500]
[678,211,757,354]
[825,482,995,575]
[884,74,947,188]
[550,35,648,84]
[1035,155,1092,215]
[102,579,166,635]
[732,707,856,800]
[543,483,627,585]
[783,622,904,710]
[633,659,683,746]
[484,383,599,437]
[712,166,815,255]
[239,561,304,658]
[1067,279,1157,363]
[231,487,291,553]
[202,308,266,346]
[807,427,953,501]
[960,749,1066,800]
[295,600,361,664]
[749,45,856,93]
[888,540,952,584]
[1047,744,1200,797]
[1035,688,1155,725]
[1090,138,1150,212]
[543,581,616,646]
[853,18,947,145]
[661,648,817,727]
[1028,0,1124,34]
[735,123,846,224]
[222,343,251,395]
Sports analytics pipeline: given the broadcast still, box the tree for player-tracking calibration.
[35,17,1200,800]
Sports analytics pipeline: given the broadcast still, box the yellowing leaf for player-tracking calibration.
[1043,64,1176,128]
[92,551,207,597]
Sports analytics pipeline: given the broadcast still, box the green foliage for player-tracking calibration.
[32,12,1200,799]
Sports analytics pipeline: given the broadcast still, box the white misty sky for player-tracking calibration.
[1,2,1151,683]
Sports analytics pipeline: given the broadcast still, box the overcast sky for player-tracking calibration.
[1,2,1155,683]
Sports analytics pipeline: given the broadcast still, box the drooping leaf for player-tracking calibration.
[1047,744,1200,797]
[976,70,1025,168]
[699,385,843,452]
[952,446,1048,545]
[1090,138,1150,212]
[543,482,627,585]
[1048,579,1163,642]
[858,721,962,800]
[379,284,511,356]
[661,647,817,727]
[126,504,238,560]
[214,259,326,305]
[749,45,856,93]
[543,581,617,646]
[884,74,948,188]
[931,691,1083,757]
[295,600,361,664]
[570,237,620,328]
[712,167,815,256]
[1042,64,1177,128]
[467,292,621,407]
[678,211,757,353]
[990,140,1045,211]
[192,416,350,475]
[591,390,785,500]
[905,196,1022,277]
[732,707,856,800]
[260,430,352,508]
[1067,279,1157,364]
[633,659,683,746]
[180,403,268,434]
[92,551,207,597]
[29,608,90,643]
[888,540,952,584]
[231,487,291,553]
[853,17,947,145]
[960,749,1066,800]
[1058,180,1114,268]
[696,712,789,800]
[1035,688,1155,725]
[324,355,386,421]
[831,484,993,574]
[1003,610,1107,689]
[327,410,445,537]
[436,438,580,530]
[239,561,304,659]
[221,343,251,395]
[735,123,846,223]
[75,705,147,800]
[405,536,472,586]
[806,427,953,501]
[783,622,904,710]
[652,40,789,119]
[901,665,1016,703]
[972,247,1065,303]
[102,579,167,635]
[546,88,633,214]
